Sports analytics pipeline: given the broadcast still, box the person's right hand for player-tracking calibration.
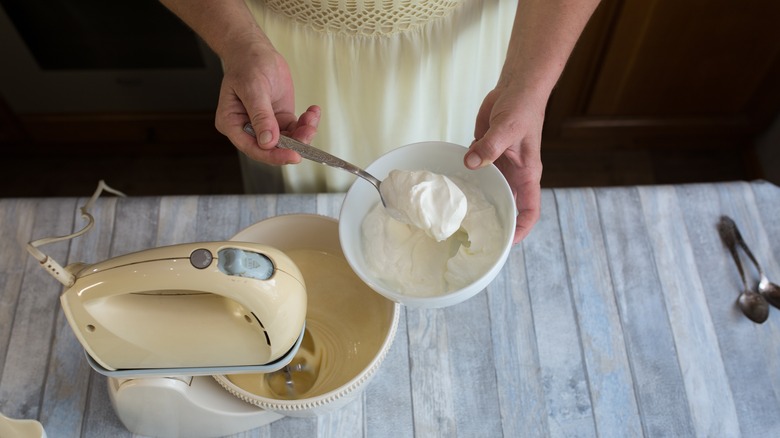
[216,37,320,165]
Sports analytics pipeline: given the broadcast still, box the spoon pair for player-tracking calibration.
[717,215,780,323]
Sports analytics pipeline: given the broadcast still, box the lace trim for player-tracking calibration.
[264,0,464,36]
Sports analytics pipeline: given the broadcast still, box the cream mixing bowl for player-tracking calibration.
[214,214,400,416]
[339,141,516,308]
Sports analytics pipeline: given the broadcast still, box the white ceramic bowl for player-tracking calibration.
[214,214,400,416]
[339,141,516,308]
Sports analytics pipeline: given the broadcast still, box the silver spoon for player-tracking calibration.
[717,216,769,323]
[243,123,388,207]
[720,215,780,309]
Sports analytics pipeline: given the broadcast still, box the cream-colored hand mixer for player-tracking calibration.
[20,182,399,437]
[26,182,307,378]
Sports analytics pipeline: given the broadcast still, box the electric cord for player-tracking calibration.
[26,180,126,287]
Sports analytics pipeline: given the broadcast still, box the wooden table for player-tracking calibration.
[1,181,779,437]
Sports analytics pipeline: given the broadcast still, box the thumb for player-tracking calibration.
[464,129,507,170]
[246,94,280,149]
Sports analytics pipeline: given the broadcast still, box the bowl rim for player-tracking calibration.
[338,141,516,309]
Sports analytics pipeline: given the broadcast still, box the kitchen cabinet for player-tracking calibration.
[545,0,780,151]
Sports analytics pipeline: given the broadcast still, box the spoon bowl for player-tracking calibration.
[759,277,780,308]
[738,289,770,323]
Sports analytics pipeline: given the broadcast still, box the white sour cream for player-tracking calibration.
[379,170,467,242]
[363,172,503,296]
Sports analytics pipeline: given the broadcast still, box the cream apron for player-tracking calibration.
[241,0,517,193]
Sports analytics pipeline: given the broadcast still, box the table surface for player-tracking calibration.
[1,181,779,437]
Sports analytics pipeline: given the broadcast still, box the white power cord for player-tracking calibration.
[26,180,126,287]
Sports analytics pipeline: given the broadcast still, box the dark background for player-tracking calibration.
[1,0,778,197]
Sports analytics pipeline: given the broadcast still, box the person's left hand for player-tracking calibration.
[464,85,547,244]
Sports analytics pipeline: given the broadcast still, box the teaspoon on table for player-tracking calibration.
[719,215,780,309]
[717,216,769,323]
[242,123,389,207]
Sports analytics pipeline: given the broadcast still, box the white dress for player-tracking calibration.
[241,0,517,193]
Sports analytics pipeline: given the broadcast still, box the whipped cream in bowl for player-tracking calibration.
[380,169,467,241]
[339,141,516,308]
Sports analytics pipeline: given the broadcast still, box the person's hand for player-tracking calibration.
[464,85,546,244]
[216,37,320,165]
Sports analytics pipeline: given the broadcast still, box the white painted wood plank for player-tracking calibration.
[155,196,199,245]
[0,198,38,274]
[595,186,695,437]
[750,181,780,258]
[747,180,780,424]
[407,308,456,437]
[750,181,780,344]
[637,185,740,437]
[229,427,272,438]
[486,228,546,435]
[0,198,77,421]
[521,190,594,438]
[40,196,120,437]
[269,416,318,436]
[108,198,161,257]
[554,188,643,437]
[445,293,502,437]
[316,193,345,219]
[316,397,363,438]
[238,195,278,232]
[195,196,243,241]
[674,182,780,436]
[364,311,414,438]
[0,199,38,386]
[275,194,318,216]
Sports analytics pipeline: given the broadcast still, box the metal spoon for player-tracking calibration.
[721,215,780,309]
[242,123,388,207]
[717,216,769,323]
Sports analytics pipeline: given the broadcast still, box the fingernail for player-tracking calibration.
[465,152,483,169]
[258,130,272,145]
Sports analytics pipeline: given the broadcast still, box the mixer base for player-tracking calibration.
[108,374,282,438]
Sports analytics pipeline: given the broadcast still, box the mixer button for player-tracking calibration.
[189,248,213,269]
[217,248,275,280]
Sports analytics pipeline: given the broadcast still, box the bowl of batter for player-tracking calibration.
[215,214,400,416]
[339,141,516,308]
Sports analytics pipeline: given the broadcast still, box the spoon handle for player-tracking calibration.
[242,123,382,189]
[723,216,766,277]
[717,216,749,291]
[277,136,381,186]
[242,123,388,207]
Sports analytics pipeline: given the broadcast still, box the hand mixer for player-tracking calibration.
[22,181,314,437]
[23,183,401,438]
[26,182,307,378]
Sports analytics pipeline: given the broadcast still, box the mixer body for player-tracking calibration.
[60,242,307,376]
